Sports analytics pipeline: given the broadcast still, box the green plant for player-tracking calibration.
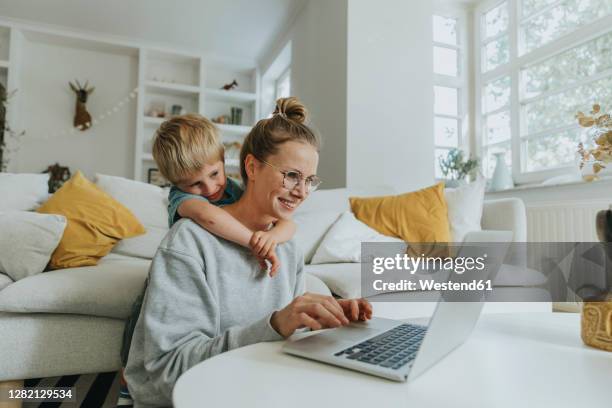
[0,84,24,172]
[438,148,480,181]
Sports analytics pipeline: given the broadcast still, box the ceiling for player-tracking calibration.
[0,0,306,62]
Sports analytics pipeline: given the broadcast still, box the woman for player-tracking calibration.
[124,97,372,408]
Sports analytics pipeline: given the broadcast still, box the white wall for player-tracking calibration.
[289,0,348,189]
[346,0,434,192]
[14,38,137,178]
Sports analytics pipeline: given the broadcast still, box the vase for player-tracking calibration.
[581,207,612,352]
[489,152,514,191]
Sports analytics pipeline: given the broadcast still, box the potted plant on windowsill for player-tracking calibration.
[438,148,479,188]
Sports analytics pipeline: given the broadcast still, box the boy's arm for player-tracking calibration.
[178,199,252,247]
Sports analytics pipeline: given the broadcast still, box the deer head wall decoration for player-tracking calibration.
[69,80,94,131]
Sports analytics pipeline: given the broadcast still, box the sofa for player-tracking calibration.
[0,175,543,383]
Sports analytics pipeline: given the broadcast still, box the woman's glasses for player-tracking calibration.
[258,158,322,193]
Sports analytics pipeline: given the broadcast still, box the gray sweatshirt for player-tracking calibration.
[124,219,305,408]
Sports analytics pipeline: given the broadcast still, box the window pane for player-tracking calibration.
[276,71,291,99]
[523,31,612,98]
[434,46,459,77]
[435,117,459,147]
[521,0,558,17]
[524,128,581,171]
[522,0,612,54]
[433,15,457,45]
[483,143,512,178]
[484,76,511,113]
[484,2,509,39]
[434,86,459,116]
[524,75,612,135]
[485,110,511,145]
[483,35,509,72]
[435,148,452,179]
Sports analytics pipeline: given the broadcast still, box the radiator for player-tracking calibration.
[526,200,611,242]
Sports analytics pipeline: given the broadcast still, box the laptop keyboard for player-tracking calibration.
[334,324,427,370]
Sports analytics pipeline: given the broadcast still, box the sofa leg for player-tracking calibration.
[0,380,23,408]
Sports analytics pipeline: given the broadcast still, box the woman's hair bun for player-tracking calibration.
[273,97,308,124]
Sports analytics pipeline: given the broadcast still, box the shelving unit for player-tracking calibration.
[0,19,261,180]
[134,49,260,182]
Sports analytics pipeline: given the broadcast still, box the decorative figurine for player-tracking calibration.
[221,79,238,91]
[69,80,95,131]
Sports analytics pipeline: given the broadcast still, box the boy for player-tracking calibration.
[117,114,296,406]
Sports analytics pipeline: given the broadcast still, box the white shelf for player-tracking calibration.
[143,116,165,126]
[204,88,257,103]
[0,60,8,68]
[225,158,240,167]
[145,80,200,96]
[216,123,252,135]
[142,153,155,161]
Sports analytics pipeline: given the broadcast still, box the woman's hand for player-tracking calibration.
[337,298,373,322]
[271,293,373,338]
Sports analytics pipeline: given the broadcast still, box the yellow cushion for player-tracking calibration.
[37,171,145,269]
[349,182,450,243]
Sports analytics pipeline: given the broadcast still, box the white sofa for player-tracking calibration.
[0,179,536,382]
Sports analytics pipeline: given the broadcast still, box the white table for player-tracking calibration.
[173,313,611,408]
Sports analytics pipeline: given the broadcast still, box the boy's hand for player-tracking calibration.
[250,230,279,259]
[255,250,281,277]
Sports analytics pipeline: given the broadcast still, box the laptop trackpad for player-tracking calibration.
[322,325,380,342]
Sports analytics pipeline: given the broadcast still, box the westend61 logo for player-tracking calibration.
[371,253,488,275]
[361,242,612,303]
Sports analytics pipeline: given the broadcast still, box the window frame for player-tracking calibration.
[275,66,291,100]
[475,0,612,184]
[433,6,471,180]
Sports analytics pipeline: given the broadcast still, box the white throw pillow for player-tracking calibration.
[0,211,66,281]
[311,211,403,265]
[0,173,49,211]
[444,178,486,243]
[95,174,169,259]
[293,210,343,264]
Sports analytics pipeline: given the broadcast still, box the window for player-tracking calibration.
[433,12,468,179]
[476,0,612,182]
[275,67,291,99]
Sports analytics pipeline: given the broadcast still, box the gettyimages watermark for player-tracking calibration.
[361,242,612,302]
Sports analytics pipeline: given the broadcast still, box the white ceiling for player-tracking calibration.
[0,0,306,62]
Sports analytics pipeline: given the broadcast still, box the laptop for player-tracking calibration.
[282,231,511,382]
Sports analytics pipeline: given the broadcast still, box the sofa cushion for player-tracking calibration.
[0,173,49,211]
[350,182,451,243]
[293,210,342,264]
[0,255,149,319]
[444,178,485,242]
[305,263,362,299]
[96,174,169,259]
[0,212,67,281]
[311,211,403,264]
[37,171,146,269]
[0,273,13,291]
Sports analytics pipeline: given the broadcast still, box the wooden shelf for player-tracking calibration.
[216,123,252,136]
[0,60,8,69]
[204,88,257,103]
[145,80,200,96]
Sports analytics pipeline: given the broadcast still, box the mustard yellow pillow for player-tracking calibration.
[37,171,145,269]
[349,182,450,243]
